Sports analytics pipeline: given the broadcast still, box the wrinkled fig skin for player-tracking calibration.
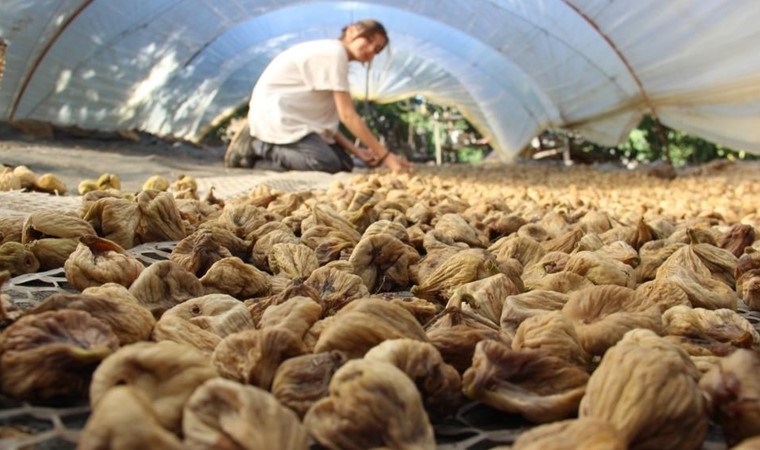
[21,210,96,243]
[699,349,760,445]
[462,340,589,423]
[426,321,509,374]
[0,241,39,275]
[271,351,348,418]
[63,235,144,292]
[89,341,217,434]
[212,327,307,390]
[0,310,119,400]
[304,359,436,450]
[663,306,760,353]
[313,298,428,359]
[411,250,500,302]
[251,229,299,271]
[28,237,80,270]
[258,296,322,338]
[512,311,590,368]
[452,274,520,325]
[170,228,233,277]
[349,232,420,293]
[268,242,320,280]
[129,260,204,318]
[77,386,184,450]
[183,378,310,450]
[199,256,271,299]
[0,216,25,244]
[82,196,141,250]
[719,224,756,258]
[364,338,463,416]
[579,329,707,450]
[29,290,155,345]
[152,294,255,354]
[500,290,569,334]
[135,189,187,243]
[304,266,370,315]
[562,285,663,356]
[507,418,626,450]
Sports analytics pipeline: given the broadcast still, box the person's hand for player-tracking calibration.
[354,146,379,166]
[383,152,414,173]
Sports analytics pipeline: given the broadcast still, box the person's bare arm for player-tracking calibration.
[333,91,412,172]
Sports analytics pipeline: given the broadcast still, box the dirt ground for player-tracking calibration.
[0,122,233,192]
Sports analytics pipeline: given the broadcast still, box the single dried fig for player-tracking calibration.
[89,341,217,434]
[0,310,119,400]
[82,196,141,249]
[364,338,463,416]
[64,235,144,291]
[512,311,590,368]
[199,256,271,299]
[183,378,309,450]
[212,327,306,390]
[29,288,154,345]
[135,189,187,242]
[349,232,420,293]
[579,329,707,450]
[170,228,233,277]
[562,285,662,356]
[129,260,204,318]
[152,294,255,354]
[268,242,319,279]
[508,417,626,450]
[0,241,39,275]
[304,359,435,450]
[304,265,369,315]
[78,386,184,450]
[500,290,569,334]
[271,351,348,418]
[462,340,589,423]
[313,298,427,358]
[700,349,760,445]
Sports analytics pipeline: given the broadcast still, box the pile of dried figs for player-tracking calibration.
[0,162,759,449]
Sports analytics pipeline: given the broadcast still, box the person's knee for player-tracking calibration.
[310,154,345,173]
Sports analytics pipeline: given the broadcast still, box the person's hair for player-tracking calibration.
[340,19,388,52]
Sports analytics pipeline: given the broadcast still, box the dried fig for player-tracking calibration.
[462,340,589,423]
[0,241,39,275]
[562,285,662,356]
[508,417,625,450]
[129,260,204,318]
[579,329,707,450]
[200,256,271,299]
[364,338,463,416]
[304,359,435,450]
[183,378,309,450]
[212,327,306,390]
[78,386,184,450]
[29,288,154,345]
[64,235,144,291]
[153,293,254,355]
[313,298,427,358]
[700,349,760,446]
[0,310,119,400]
[89,341,217,434]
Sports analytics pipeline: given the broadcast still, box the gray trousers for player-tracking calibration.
[252,132,354,174]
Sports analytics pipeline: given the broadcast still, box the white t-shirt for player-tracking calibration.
[248,39,350,144]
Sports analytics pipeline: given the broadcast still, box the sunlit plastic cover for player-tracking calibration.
[2,0,760,159]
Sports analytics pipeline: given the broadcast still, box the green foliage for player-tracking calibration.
[577,115,756,166]
[352,96,487,161]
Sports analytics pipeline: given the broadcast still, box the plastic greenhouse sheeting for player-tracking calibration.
[2,0,760,160]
